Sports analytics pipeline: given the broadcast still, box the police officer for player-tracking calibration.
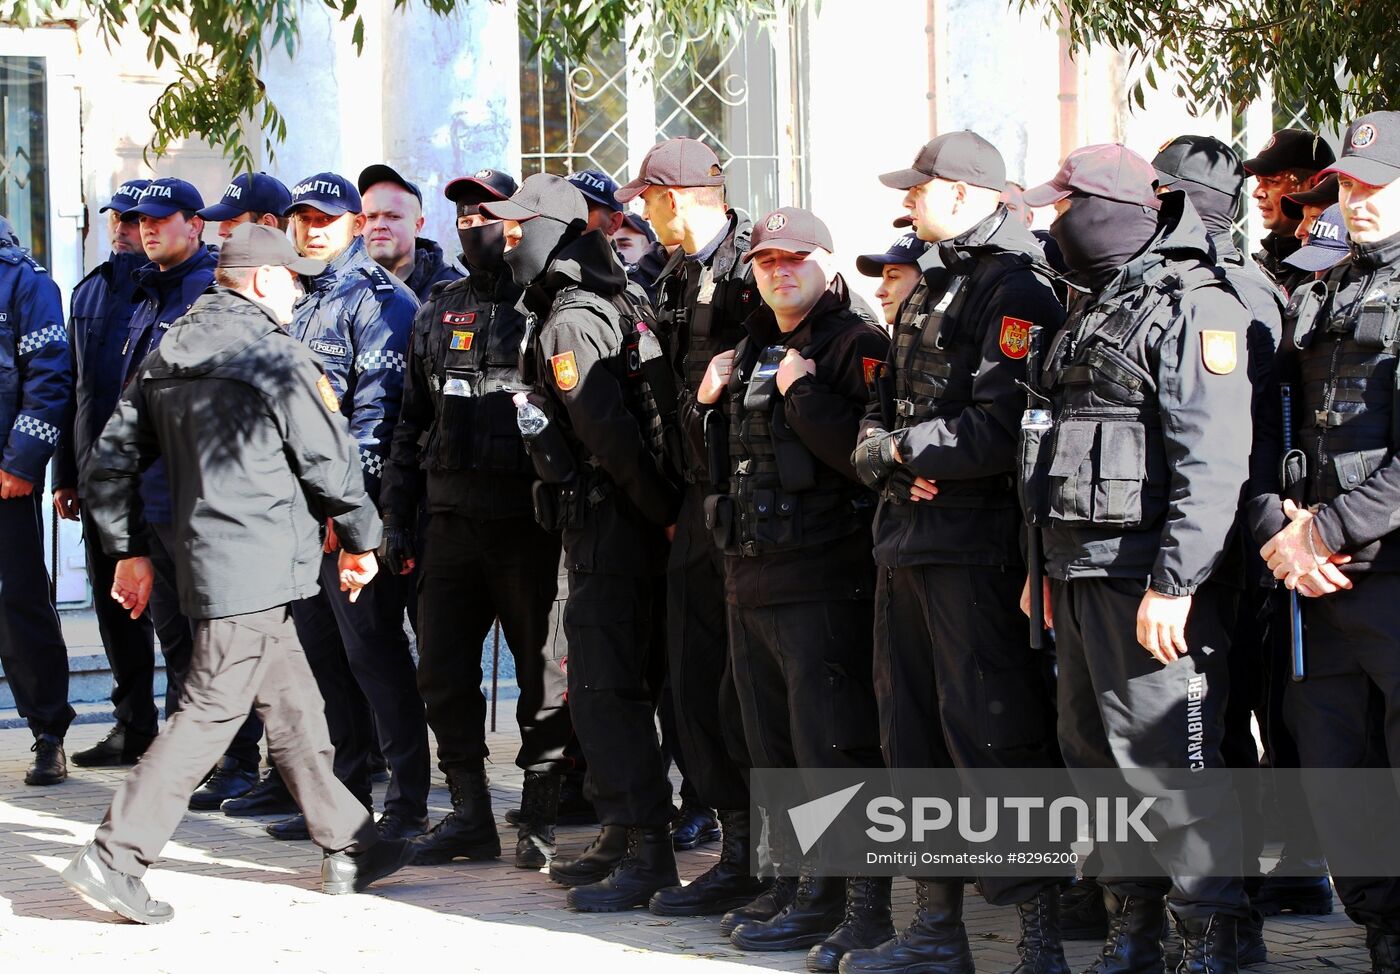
[844,132,1069,974]
[1253,110,1400,974]
[612,137,766,917]
[277,171,431,842]
[854,231,930,327]
[121,178,268,809]
[0,215,73,786]
[56,181,157,769]
[380,167,570,870]
[1243,129,1336,293]
[481,174,681,911]
[197,171,292,240]
[358,164,464,301]
[67,223,410,923]
[1282,174,1339,246]
[615,212,669,297]
[1021,144,1252,972]
[687,207,888,965]
[1281,203,1351,277]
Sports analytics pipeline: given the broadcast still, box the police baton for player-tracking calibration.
[1279,383,1307,682]
[1021,325,1052,651]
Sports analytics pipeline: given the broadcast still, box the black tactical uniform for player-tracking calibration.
[1246,112,1400,965]
[485,173,682,912]
[381,252,568,869]
[851,202,1069,968]
[690,208,889,962]
[1025,178,1252,968]
[645,208,766,915]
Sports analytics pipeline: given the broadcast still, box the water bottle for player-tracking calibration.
[513,392,575,483]
[636,322,664,364]
[513,392,549,439]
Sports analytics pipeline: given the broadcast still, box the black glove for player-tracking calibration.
[851,429,902,490]
[378,524,416,576]
[883,466,920,504]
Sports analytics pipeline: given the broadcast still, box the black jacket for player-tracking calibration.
[1040,192,1252,595]
[1255,231,1310,296]
[83,288,381,619]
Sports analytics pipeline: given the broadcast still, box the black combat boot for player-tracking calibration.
[730,872,846,952]
[1235,910,1266,967]
[1367,926,1400,974]
[72,724,153,768]
[838,878,974,974]
[806,877,895,972]
[507,772,597,826]
[566,826,679,912]
[650,809,767,916]
[321,838,414,895]
[1252,858,1333,917]
[375,812,429,840]
[549,824,629,887]
[1083,890,1167,974]
[1060,878,1110,940]
[721,876,795,935]
[25,733,67,786]
[514,771,561,869]
[1171,911,1238,974]
[409,768,500,864]
[1002,887,1070,974]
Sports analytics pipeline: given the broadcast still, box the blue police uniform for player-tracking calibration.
[287,232,431,828]
[55,249,163,743]
[0,228,75,745]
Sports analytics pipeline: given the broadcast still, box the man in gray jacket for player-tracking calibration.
[61,224,412,924]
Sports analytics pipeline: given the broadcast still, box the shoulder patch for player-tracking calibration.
[363,266,397,293]
[862,357,883,388]
[551,350,579,391]
[316,374,340,412]
[309,338,350,359]
[450,330,474,351]
[1201,330,1237,375]
[998,316,1032,359]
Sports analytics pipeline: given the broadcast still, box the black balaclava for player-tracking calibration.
[1183,184,1236,237]
[1050,193,1159,280]
[504,215,575,288]
[459,220,507,276]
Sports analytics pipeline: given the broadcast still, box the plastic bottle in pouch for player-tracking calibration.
[513,392,576,483]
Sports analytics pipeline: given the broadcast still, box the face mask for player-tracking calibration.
[1183,186,1236,236]
[503,216,572,288]
[1050,194,1159,279]
[459,222,506,275]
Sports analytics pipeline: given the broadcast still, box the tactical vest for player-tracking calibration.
[890,250,1030,505]
[714,329,870,557]
[544,282,673,477]
[1288,270,1400,505]
[1034,262,1222,529]
[421,285,532,477]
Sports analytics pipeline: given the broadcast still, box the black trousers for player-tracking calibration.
[148,523,262,768]
[81,509,159,735]
[874,564,1063,906]
[292,552,430,819]
[665,485,750,811]
[416,511,568,775]
[563,566,672,828]
[95,606,376,875]
[1285,571,1400,930]
[0,492,73,738]
[1053,576,1247,921]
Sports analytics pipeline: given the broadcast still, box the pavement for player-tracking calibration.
[0,721,1373,972]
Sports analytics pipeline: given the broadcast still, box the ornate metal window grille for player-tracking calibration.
[0,57,48,265]
[519,14,808,219]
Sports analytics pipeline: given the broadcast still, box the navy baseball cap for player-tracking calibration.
[284,172,361,217]
[1283,203,1351,272]
[357,164,422,205]
[622,212,657,244]
[856,233,931,276]
[445,168,519,207]
[99,179,152,215]
[1323,111,1400,187]
[566,169,623,212]
[199,172,293,222]
[125,178,205,219]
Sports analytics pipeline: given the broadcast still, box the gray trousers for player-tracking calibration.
[95,605,376,876]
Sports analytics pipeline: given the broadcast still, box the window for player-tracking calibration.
[0,56,48,266]
[520,14,808,219]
